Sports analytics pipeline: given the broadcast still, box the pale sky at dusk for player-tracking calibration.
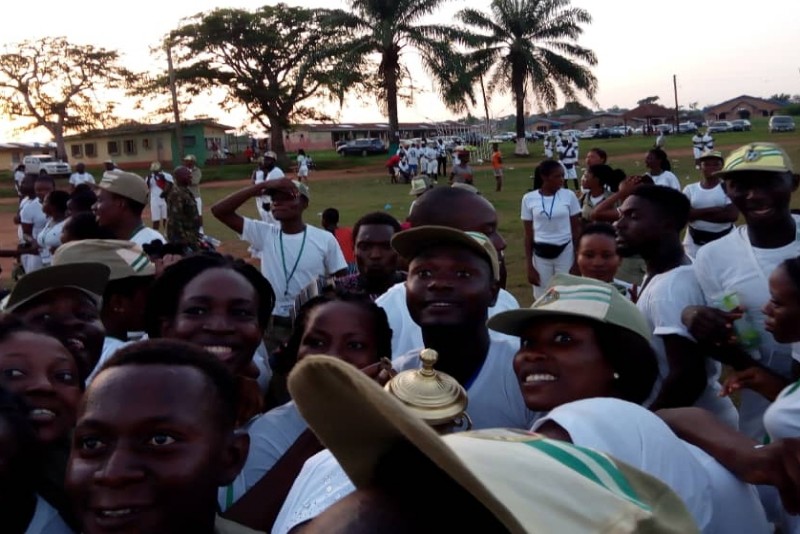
[2,0,798,141]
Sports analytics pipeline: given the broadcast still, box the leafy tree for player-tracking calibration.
[637,96,660,106]
[770,93,792,105]
[325,0,477,145]
[561,101,592,116]
[0,37,133,161]
[165,5,364,160]
[459,0,597,155]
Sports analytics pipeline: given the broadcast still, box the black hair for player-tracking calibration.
[62,213,115,242]
[68,188,97,213]
[780,256,800,294]
[144,252,276,338]
[588,164,626,192]
[593,323,659,405]
[105,276,153,302]
[100,339,238,430]
[579,222,617,244]
[533,160,563,191]
[0,385,39,490]
[629,184,690,231]
[352,211,402,249]
[275,290,393,375]
[298,149,306,156]
[407,186,489,226]
[588,147,607,163]
[647,148,672,172]
[45,190,69,213]
[33,174,56,187]
[322,208,340,226]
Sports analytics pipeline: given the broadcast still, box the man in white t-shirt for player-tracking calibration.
[390,225,538,430]
[211,178,347,350]
[93,170,165,248]
[616,184,738,427]
[684,142,800,439]
[69,162,95,191]
[19,175,54,274]
[376,186,519,356]
[691,132,705,166]
[145,161,174,232]
[101,159,120,179]
[252,151,285,224]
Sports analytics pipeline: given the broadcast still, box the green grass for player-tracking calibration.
[2,120,797,306]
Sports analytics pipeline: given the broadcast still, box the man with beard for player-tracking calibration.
[615,185,738,427]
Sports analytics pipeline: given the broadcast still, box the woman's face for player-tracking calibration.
[585,150,605,167]
[297,301,381,371]
[162,268,264,376]
[577,233,621,283]
[0,331,81,445]
[42,193,55,218]
[763,265,800,344]
[581,170,599,191]
[513,319,616,411]
[542,166,565,191]
[644,151,660,172]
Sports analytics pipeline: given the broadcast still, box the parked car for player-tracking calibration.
[706,121,734,134]
[730,119,751,132]
[337,138,387,156]
[606,127,625,138]
[22,154,71,177]
[580,128,597,139]
[769,115,796,133]
[678,122,698,134]
[654,124,674,135]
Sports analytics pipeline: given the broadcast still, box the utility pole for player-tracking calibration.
[673,74,680,133]
[166,39,184,160]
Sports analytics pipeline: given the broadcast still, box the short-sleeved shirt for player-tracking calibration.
[241,220,347,317]
[521,190,581,245]
[69,171,95,187]
[20,198,47,240]
[166,185,201,247]
[491,150,502,169]
[130,226,166,247]
[682,182,733,233]
[451,164,473,184]
[647,171,681,190]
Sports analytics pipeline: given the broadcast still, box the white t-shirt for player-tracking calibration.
[14,170,25,186]
[24,494,74,534]
[393,337,539,430]
[682,182,733,233]
[130,226,166,247]
[241,220,347,317]
[693,219,800,438]
[647,170,681,190]
[637,265,739,428]
[20,198,47,241]
[272,449,352,534]
[520,190,580,245]
[532,398,770,534]
[218,401,308,511]
[146,172,174,207]
[376,281,520,357]
[87,337,131,385]
[69,171,95,187]
[763,362,800,442]
[35,218,65,266]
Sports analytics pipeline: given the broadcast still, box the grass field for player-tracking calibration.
[1,117,798,305]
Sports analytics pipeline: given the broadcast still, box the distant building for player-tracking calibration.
[569,113,626,131]
[704,95,783,121]
[285,121,478,151]
[0,142,57,172]
[528,118,565,133]
[63,119,234,171]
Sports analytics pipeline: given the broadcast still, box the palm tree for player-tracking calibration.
[327,0,477,146]
[459,0,598,155]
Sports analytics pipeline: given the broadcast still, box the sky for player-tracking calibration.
[1,0,799,141]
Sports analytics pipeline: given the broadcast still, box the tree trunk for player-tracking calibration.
[512,69,529,156]
[53,123,67,162]
[269,121,289,170]
[384,49,401,146]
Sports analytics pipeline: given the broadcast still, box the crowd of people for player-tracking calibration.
[1,138,800,533]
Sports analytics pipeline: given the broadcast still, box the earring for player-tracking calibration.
[613,372,620,380]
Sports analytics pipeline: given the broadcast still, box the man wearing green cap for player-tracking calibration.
[93,170,165,247]
[684,142,800,439]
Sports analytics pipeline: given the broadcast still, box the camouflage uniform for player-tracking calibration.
[165,184,201,248]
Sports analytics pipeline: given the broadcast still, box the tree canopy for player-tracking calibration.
[165,4,365,160]
[459,0,597,155]
[0,37,133,160]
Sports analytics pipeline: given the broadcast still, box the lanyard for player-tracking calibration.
[129,224,145,240]
[540,191,558,220]
[280,227,308,297]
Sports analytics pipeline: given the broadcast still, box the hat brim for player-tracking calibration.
[288,356,526,532]
[487,308,604,337]
[409,187,427,196]
[714,166,791,179]
[4,263,111,312]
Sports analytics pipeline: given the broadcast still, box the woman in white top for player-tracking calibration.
[521,160,581,299]
[645,148,681,190]
[35,190,69,267]
[296,149,309,183]
[681,151,738,258]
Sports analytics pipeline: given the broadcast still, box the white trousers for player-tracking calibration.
[532,241,574,299]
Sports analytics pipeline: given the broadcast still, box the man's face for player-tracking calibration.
[77,163,86,173]
[614,196,664,257]
[93,189,124,228]
[445,195,507,278]
[269,189,306,221]
[699,158,723,178]
[66,365,245,534]
[174,168,192,186]
[104,163,114,171]
[355,224,398,280]
[405,245,498,328]
[263,158,276,170]
[723,171,798,227]
[34,179,54,202]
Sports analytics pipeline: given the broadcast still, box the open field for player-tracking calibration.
[0,118,798,304]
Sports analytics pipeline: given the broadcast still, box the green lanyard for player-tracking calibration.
[279,227,308,297]
[129,223,145,240]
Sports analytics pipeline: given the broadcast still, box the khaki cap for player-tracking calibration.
[97,171,149,205]
[52,240,155,280]
[716,142,794,177]
[3,263,110,312]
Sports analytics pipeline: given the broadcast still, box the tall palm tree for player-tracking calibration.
[327,0,477,145]
[459,0,598,155]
